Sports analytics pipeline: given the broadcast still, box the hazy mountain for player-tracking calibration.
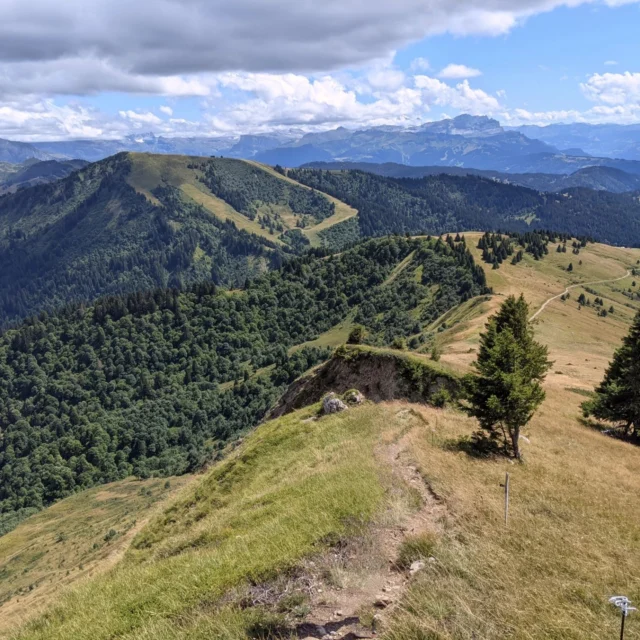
[511,122,640,161]
[255,116,560,169]
[303,161,640,193]
[0,138,54,163]
[13,116,640,174]
[31,134,239,162]
[0,159,88,194]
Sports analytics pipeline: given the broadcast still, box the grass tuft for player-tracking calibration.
[396,533,438,570]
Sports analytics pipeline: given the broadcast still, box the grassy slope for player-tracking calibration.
[0,476,193,634]
[244,161,358,246]
[9,235,640,640]
[126,154,358,248]
[13,405,407,640]
[383,234,640,639]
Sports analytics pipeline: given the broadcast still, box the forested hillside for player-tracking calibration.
[0,159,88,195]
[0,154,344,326]
[290,168,640,248]
[304,161,640,193]
[0,236,487,528]
[3,151,639,327]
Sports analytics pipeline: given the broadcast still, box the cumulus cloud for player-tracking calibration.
[1,1,640,137]
[581,71,640,105]
[159,106,174,116]
[438,64,483,79]
[414,76,500,113]
[410,58,431,72]
[119,110,163,125]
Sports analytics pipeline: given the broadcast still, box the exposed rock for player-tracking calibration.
[322,393,348,415]
[409,560,426,575]
[374,595,392,608]
[268,347,461,420]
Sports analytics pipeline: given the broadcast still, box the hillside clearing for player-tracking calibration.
[0,476,193,634]
[244,161,359,247]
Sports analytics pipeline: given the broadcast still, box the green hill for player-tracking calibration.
[0,153,355,326]
[3,151,640,326]
[290,168,640,248]
[5,234,640,639]
[0,235,486,533]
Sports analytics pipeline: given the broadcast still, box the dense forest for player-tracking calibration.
[289,169,640,248]
[0,236,487,529]
[0,154,290,326]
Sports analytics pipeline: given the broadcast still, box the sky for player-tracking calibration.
[2,0,640,141]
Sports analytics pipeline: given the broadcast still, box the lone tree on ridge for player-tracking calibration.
[466,295,552,459]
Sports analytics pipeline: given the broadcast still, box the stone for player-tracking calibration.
[374,595,392,608]
[322,393,348,415]
[409,560,426,575]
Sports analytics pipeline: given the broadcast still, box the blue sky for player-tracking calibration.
[2,0,640,140]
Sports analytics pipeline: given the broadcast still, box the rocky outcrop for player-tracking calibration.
[269,346,461,419]
[322,393,349,415]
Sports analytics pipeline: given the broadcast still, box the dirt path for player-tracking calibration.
[529,270,631,322]
[295,408,448,640]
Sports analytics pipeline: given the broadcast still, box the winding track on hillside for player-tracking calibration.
[529,270,631,322]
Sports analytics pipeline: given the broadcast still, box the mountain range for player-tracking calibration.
[303,161,640,193]
[0,158,88,195]
[5,115,640,176]
[3,151,640,327]
[511,122,640,161]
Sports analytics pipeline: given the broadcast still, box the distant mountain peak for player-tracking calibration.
[420,115,503,137]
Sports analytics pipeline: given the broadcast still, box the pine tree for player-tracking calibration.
[585,311,640,437]
[466,295,552,459]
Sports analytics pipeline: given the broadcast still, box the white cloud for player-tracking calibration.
[159,105,174,116]
[0,100,108,140]
[604,60,619,65]
[119,110,163,125]
[410,57,430,72]
[414,76,500,113]
[438,64,483,79]
[367,69,406,92]
[581,71,640,105]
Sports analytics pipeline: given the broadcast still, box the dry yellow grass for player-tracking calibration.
[0,476,193,634]
[382,234,640,639]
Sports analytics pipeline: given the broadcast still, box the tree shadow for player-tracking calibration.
[579,416,640,445]
[442,432,507,459]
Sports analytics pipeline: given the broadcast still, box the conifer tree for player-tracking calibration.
[585,311,640,437]
[466,295,552,459]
